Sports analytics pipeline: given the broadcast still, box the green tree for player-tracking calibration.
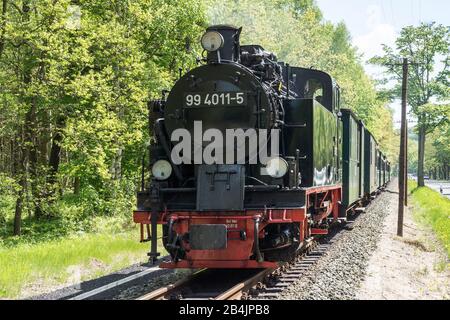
[207,0,397,161]
[0,0,206,235]
[370,22,450,186]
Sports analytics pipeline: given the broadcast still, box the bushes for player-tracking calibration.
[0,174,18,228]
[0,178,137,247]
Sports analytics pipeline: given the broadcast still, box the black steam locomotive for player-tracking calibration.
[133,25,390,269]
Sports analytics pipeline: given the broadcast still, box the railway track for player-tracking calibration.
[136,268,274,300]
[67,209,363,300]
[129,215,365,300]
[135,218,354,300]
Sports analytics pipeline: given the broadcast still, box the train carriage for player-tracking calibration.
[341,109,364,215]
[363,130,378,196]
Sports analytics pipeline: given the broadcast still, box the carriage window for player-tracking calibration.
[305,79,324,105]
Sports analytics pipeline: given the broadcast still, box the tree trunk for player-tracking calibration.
[13,175,25,236]
[13,129,28,236]
[26,97,43,218]
[417,126,426,187]
[74,176,80,195]
[38,109,50,165]
[47,116,64,192]
[112,147,123,180]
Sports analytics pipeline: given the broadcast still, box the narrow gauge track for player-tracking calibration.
[136,210,364,301]
[136,268,273,300]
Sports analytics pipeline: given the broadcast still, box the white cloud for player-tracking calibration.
[366,4,383,28]
[354,23,396,60]
[353,4,397,77]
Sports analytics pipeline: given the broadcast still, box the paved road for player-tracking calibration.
[425,179,450,200]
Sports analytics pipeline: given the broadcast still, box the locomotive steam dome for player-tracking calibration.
[164,25,276,147]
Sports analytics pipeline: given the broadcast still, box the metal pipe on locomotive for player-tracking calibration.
[133,25,391,269]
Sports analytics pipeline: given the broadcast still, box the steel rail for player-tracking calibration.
[136,268,207,300]
[214,268,274,300]
[68,255,170,300]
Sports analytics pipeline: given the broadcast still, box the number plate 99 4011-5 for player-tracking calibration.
[184,92,247,107]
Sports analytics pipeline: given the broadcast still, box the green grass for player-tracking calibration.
[408,180,450,258]
[0,181,168,298]
[0,222,166,299]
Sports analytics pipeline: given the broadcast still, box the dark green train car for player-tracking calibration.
[382,155,387,185]
[386,161,391,183]
[284,99,340,188]
[284,67,341,188]
[378,153,382,187]
[376,149,381,188]
[364,129,378,195]
[341,109,363,212]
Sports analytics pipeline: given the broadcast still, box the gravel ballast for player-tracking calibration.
[278,183,396,300]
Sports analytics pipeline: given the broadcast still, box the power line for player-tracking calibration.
[379,0,387,24]
[389,0,396,28]
[418,0,422,23]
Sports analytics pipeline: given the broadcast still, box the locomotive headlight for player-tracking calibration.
[265,157,289,178]
[201,31,224,52]
[151,160,172,180]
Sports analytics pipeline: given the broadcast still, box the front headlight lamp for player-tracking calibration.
[265,157,289,178]
[151,159,172,181]
[201,31,224,52]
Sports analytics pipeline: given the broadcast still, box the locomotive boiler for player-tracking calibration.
[133,25,390,268]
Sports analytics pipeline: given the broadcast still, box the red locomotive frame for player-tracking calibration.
[133,185,342,269]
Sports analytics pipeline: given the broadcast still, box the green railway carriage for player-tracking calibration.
[283,67,341,188]
[364,129,379,195]
[377,152,381,187]
[358,120,366,197]
[341,109,363,213]
[284,98,339,188]
[386,161,391,183]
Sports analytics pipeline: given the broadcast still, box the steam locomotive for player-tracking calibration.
[133,25,391,269]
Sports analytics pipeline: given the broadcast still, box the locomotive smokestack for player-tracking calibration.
[204,25,242,63]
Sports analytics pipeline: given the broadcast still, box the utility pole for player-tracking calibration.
[398,58,408,237]
[404,119,408,206]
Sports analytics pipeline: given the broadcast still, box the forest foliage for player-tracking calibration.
[0,0,397,236]
[370,22,450,185]
[207,0,397,158]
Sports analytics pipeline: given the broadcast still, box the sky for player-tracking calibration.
[316,0,450,127]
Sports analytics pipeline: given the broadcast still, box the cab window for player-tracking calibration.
[304,79,324,105]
